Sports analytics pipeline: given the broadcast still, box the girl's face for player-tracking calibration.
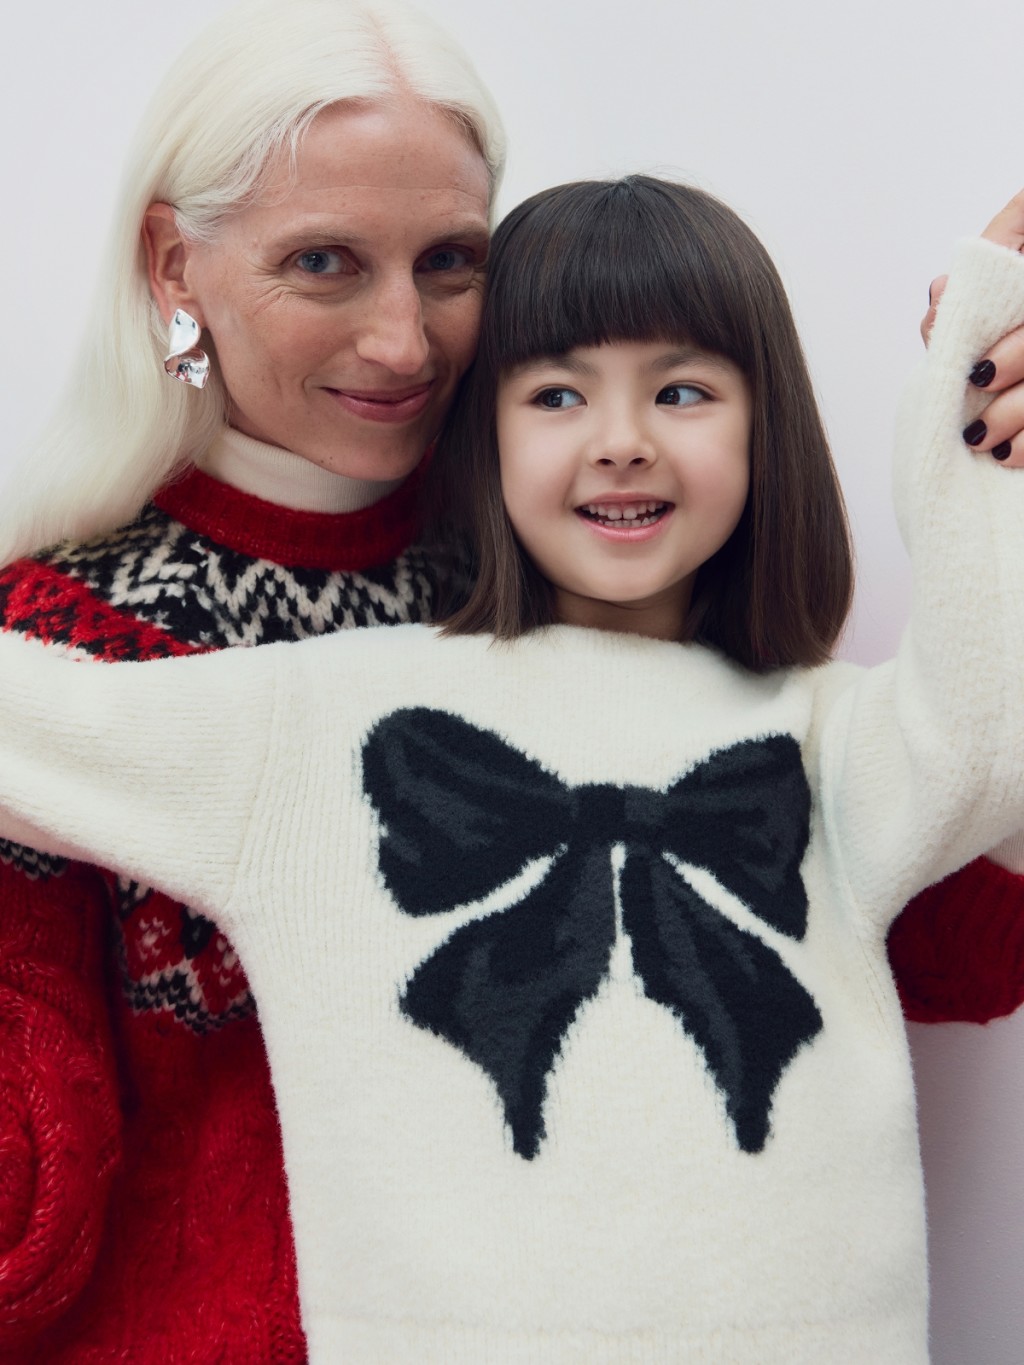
[497,340,751,641]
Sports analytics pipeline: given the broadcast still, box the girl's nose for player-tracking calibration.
[354,276,430,376]
[589,414,656,468]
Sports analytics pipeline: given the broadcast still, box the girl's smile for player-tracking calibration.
[497,340,752,641]
[577,497,672,538]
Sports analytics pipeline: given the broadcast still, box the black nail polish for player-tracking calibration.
[992,440,1013,461]
[969,359,996,388]
[963,419,987,446]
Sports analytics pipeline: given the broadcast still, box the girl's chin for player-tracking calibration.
[552,587,690,640]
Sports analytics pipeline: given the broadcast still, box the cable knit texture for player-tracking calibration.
[0,459,433,1362]
[1,239,1024,1363]
[0,858,119,1353]
[889,857,1024,1022]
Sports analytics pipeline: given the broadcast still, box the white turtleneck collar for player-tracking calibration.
[199,428,406,515]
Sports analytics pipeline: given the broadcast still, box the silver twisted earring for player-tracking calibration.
[163,308,210,389]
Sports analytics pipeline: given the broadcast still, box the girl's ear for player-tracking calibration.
[143,204,205,328]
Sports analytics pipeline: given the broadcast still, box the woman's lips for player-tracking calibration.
[325,383,433,424]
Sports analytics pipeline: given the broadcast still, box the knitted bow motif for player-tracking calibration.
[362,707,821,1159]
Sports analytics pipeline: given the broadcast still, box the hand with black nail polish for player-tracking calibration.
[969,359,996,388]
[926,199,1024,465]
[960,196,1024,468]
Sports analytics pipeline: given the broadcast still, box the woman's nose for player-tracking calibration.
[354,276,430,375]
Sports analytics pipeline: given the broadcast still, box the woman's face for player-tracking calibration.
[164,99,491,480]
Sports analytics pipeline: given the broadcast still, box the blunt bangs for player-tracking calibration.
[434,173,853,670]
[480,176,770,377]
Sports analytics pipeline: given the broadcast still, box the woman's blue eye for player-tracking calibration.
[535,387,583,410]
[421,247,472,273]
[657,384,704,407]
[296,249,344,275]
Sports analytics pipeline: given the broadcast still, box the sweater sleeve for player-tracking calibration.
[818,237,1024,929]
[0,635,281,924]
[888,855,1024,1022]
[0,856,122,1350]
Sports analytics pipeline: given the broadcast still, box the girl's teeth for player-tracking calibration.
[587,501,662,521]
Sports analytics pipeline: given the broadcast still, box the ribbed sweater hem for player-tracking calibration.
[305,1309,928,1364]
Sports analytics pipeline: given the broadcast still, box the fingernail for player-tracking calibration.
[969,359,997,388]
[963,419,987,446]
[992,440,1013,461]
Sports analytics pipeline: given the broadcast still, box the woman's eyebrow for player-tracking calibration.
[266,221,490,256]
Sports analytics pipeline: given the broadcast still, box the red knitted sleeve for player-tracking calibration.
[0,854,121,1350]
[888,856,1024,1023]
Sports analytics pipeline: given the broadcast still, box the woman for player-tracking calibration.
[0,2,1022,1361]
[0,1,502,1359]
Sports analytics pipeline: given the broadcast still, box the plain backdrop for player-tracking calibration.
[2,0,1022,1358]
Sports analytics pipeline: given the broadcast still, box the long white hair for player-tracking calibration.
[0,0,505,566]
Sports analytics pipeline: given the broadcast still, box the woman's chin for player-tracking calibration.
[291,431,429,483]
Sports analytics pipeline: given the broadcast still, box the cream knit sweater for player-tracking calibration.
[1,237,1024,1363]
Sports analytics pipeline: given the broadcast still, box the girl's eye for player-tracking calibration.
[535,387,584,410]
[657,384,705,407]
[420,246,474,273]
[295,249,347,276]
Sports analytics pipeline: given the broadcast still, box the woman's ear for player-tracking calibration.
[143,204,204,328]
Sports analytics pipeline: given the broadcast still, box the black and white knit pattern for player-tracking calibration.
[108,876,255,1030]
[46,505,439,649]
[0,838,68,881]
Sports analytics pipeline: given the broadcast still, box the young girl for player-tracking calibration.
[1,176,1023,1364]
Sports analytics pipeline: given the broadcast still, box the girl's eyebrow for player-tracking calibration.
[509,347,733,380]
[510,354,599,380]
[647,347,734,374]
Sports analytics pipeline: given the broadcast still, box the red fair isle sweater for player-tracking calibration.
[0,457,1020,1363]
[0,462,437,1364]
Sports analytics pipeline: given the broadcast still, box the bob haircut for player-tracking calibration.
[0,0,505,567]
[434,176,854,672]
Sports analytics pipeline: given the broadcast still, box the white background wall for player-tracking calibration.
[2,0,1022,1357]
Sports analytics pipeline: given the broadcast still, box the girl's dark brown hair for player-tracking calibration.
[429,175,853,671]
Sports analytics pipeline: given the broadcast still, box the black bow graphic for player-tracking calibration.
[363,708,821,1159]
